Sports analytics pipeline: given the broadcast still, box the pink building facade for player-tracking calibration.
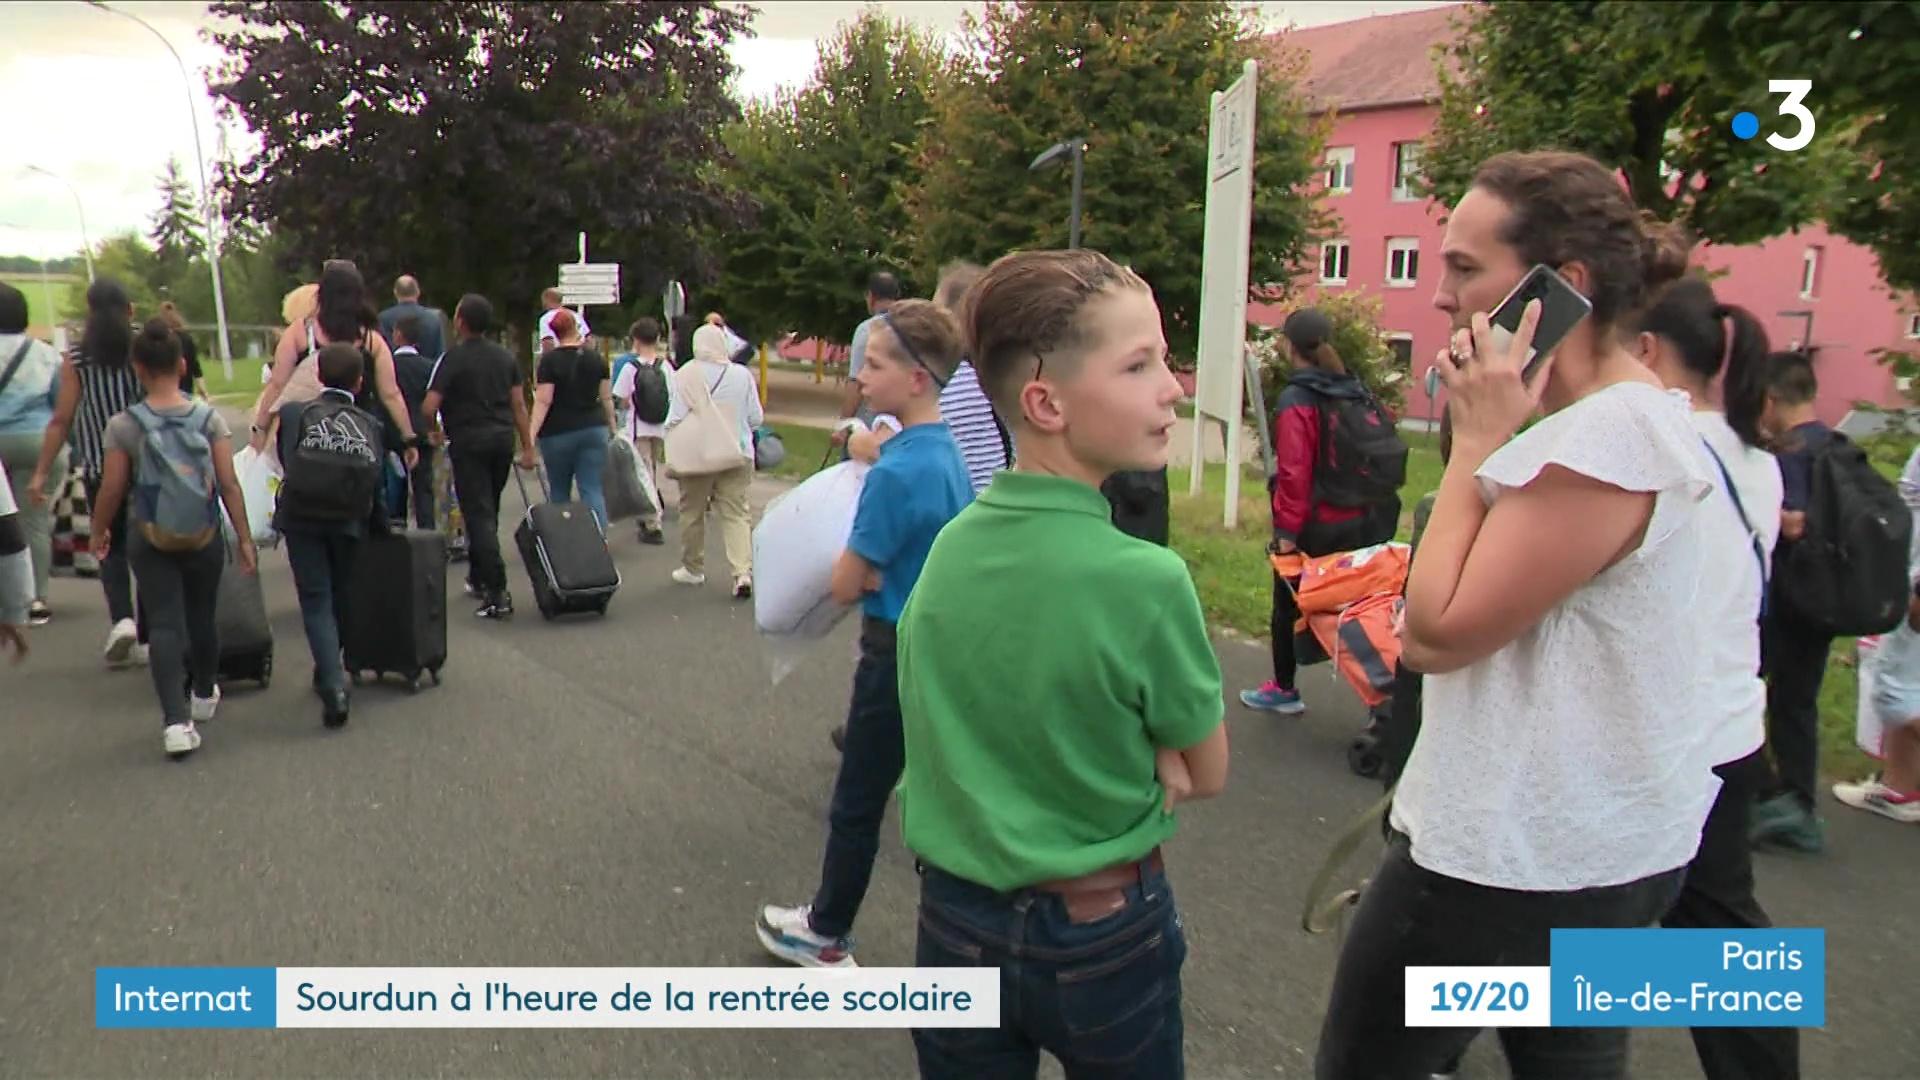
[1257,6,1918,426]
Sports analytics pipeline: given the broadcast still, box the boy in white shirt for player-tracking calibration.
[612,318,672,545]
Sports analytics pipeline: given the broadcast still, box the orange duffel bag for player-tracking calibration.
[1303,593,1403,708]
[1272,542,1411,619]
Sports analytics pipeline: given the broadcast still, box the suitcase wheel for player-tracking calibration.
[350,670,363,686]
[595,598,611,616]
[406,671,425,693]
[428,667,442,687]
[257,652,273,688]
[1346,732,1382,780]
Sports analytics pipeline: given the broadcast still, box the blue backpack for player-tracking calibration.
[128,401,220,552]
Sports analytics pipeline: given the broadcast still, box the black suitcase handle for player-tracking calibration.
[510,462,550,508]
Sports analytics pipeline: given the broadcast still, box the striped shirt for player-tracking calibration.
[937,360,1007,494]
[68,346,144,479]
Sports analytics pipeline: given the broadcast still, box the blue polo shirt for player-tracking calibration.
[846,422,972,622]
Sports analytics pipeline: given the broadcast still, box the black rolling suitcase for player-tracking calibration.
[512,467,619,620]
[344,529,448,691]
[213,547,273,687]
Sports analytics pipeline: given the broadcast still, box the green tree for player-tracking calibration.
[1717,2,1920,291]
[1422,2,1852,245]
[148,157,204,295]
[210,1,752,357]
[707,11,949,343]
[904,0,1324,347]
[61,232,161,319]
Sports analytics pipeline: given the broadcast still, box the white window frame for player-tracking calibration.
[1320,240,1351,286]
[1385,332,1415,370]
[1385,238,1420,288]
[1324,147,1355,195]
[1800,247,1821,299]
[1392,142,1423,200]
[1906,313,1920,339]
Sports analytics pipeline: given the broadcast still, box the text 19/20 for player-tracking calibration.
[1431,981,1531,1013]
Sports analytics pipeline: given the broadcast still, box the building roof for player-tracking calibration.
[1267,4,1468,113]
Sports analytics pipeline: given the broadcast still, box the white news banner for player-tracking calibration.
[1404,966,1553,1027]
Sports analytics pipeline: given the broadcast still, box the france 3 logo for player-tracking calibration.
[1731,80,1814,152]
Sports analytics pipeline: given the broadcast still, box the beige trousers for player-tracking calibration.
[632,436,665,529]
[676,464,752,578]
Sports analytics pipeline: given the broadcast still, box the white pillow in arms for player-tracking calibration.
[753,460,870,640]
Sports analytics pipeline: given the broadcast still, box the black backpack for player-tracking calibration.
[281,396,384,522]
[1778,433,1912,636]
[1313,389,1408,508]
[631,362,670,425]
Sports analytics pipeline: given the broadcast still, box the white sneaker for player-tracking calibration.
[131,643,149,666]
[191,685,222,724]
[104,618,137,665]
[163,722,202,760]
[733,574,753,599]
[671,567,706,586]
[1832,778,1920,823]
[754,904,858,968]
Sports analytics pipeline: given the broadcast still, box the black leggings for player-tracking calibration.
[1269,570,1301,689]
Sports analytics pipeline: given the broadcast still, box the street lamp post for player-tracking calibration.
[24,166,94,282]
[85,0,233,377]
[1029,137,1088,250]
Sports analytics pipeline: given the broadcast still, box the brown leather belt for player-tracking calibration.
[1033,847,1164,924]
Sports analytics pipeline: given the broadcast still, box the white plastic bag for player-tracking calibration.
[753,459,870,682]
[231,445,282,547]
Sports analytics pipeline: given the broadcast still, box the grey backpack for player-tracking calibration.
[128,401,220,552]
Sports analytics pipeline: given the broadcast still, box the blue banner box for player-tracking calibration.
[96,968,277,1029]
[1550,929,1824,1028]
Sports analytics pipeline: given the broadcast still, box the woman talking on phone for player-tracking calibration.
[1314,151,1721,1079]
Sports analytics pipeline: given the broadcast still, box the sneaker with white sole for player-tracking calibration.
[755,903,857,968]
[163,722,202,760]
[733,574,753,599]
[131,642,149,666]
[190,685,222,724]
[671,567,707,587]
[104,618,138,665]
[1831,778,1920,824]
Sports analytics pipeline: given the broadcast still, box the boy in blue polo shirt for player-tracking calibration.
[756,299,972,968]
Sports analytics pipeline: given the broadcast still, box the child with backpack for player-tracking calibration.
[755,299,974,969]
[1240,308,1406,717]
[1752,351,1914,852]
[88,319,256,759]
[611,318,672,545]
[276,343,390,729]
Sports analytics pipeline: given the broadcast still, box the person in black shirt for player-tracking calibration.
[420,294,536,619]
[388,314,439,529]
[531,308,615,528]
[1752,350,1835,854]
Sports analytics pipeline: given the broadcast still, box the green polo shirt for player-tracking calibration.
[896,471,1224,892]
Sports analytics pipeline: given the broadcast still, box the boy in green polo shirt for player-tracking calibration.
[755,299,974,970]
[896,250,1229,1078]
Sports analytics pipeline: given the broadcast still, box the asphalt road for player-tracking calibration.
[2,473,1914,1078]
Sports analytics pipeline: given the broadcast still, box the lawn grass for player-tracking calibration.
[198,357,273,405]
[0,271,80,331]
[762,421,835,482]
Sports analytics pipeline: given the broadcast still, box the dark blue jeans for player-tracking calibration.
[283,529,359,692]
[539,425,609,529]
[910,860,1188,1080]
[808,617,901,939]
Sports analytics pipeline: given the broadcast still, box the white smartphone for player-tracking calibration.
[1484,264,1593,380]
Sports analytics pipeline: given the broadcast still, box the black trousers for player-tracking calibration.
[395,444,437,531]
[1269,569,1301,690]
[1316,835,1684,1079]
[449,436,514,595]
[1661,749,1801,1079]
[1761,607,1834,809]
